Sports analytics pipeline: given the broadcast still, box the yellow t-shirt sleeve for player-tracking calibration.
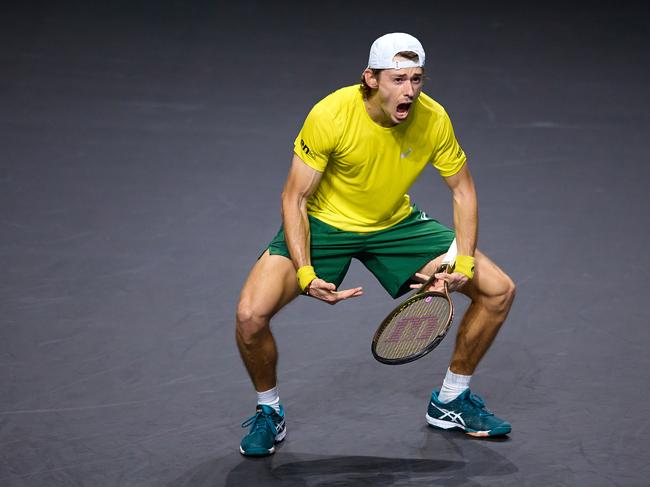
[431,111,467,177]
[293,103,338,172]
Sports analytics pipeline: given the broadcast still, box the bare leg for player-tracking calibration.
[236,250,301,391]
[419,249,515,375]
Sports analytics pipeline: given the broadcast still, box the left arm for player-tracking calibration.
[433,163,477,291]
[443,163,478,258]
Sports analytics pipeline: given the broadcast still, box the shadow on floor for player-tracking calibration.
[172,435,517,486]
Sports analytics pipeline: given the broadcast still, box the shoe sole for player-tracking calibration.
[426,413,511,437]
[239,427,287,456]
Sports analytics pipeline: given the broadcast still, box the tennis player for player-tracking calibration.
[236,32,516,456]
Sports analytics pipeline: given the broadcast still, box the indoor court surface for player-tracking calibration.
[1,2,649,486]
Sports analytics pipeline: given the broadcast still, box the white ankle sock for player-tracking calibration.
[438,368,471,404]
[256,387,281,413]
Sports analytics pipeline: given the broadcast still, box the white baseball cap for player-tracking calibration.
[367,32,425,69]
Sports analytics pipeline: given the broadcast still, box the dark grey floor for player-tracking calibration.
[2,2,649,486]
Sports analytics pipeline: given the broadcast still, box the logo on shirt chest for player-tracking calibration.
[400,147,413,159]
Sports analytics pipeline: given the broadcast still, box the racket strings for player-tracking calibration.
[375,296,450,360]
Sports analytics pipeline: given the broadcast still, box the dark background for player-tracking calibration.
[1,2,649,485]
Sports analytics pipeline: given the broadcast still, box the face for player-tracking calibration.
[364,67,424,126]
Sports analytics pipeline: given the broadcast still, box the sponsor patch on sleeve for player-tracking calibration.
[300,138,315,160]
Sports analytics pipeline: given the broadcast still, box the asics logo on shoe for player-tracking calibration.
[431,402,466,427]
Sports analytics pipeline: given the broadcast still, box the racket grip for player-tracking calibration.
[441,239,457,266]
[415,239,457,294]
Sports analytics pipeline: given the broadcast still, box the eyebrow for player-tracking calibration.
[391,74,422,79]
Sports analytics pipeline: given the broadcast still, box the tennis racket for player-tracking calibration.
[371,240,457,365]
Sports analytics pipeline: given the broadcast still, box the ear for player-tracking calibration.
[363,68,379,89]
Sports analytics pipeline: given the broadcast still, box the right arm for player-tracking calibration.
[281,154,363,303]
[281,154,322,273]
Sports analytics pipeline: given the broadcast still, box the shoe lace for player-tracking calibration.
[468,393,494,417]
[241,409,276,434]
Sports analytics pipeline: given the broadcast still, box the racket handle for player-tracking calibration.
[440,240,456,296]
[435,239,457,273]
[416,239,458,294]
[441,239,457,266]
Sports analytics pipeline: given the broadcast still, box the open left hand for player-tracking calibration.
[306,278,364,304]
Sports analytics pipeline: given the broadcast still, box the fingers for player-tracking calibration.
[311,278,336,291]
[413,272,429,282]
[413,271,450,283]
[307,280,364,304]
[409,271,450,292]
[410,272,440,291]
[444,272,469,292]
[368,270,471,295]
[330,287,364,303]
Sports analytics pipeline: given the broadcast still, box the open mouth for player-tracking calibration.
[396,102,412,118]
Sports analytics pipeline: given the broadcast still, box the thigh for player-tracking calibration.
[239,250,301,320]
[361,209,455,298]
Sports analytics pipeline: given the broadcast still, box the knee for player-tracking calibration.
[236,300,270,344]
[503,276,516,307]
[493,275,516,315]
[478,273,515,317]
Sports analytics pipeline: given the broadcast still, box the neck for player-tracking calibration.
[363,93,395,128]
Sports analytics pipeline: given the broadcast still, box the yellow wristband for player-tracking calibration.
[296,265,317,292]
[454,255,475,279]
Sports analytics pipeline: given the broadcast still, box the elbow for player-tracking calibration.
[453,182,478,205]
[281,190,308,213]
[453,192,477,209]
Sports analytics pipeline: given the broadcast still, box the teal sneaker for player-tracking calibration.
[426,389,511,437]
[239,404,286,456]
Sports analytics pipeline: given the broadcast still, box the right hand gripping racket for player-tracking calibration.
[371,240,457,365]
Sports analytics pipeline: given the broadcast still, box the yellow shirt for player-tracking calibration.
[294,85,466,232]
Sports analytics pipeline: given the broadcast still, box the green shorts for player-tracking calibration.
[267,206,455,298]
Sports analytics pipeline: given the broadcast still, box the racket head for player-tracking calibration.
[371,289,454,365]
